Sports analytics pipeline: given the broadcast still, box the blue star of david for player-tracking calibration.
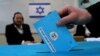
[36,6,44,15]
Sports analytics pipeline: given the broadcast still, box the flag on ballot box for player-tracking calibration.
[29,3,51,18]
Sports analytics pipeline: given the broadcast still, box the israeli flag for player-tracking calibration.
[29,3,51,18]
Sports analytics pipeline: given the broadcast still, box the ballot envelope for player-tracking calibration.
[34,10,77,53]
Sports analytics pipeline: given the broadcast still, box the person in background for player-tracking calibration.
[57,2,100,37]
[5,12,34,45]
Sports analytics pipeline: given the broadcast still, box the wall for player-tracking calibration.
[0,0,36,33]
[0,0,77,34]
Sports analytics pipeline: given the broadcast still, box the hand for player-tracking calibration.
[57,5,92,25]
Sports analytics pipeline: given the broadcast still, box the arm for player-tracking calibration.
[57,5,92,25]
[86,2,100,20]
[24,24,34,42]
[5,25,14,44]
[57,2,100,25]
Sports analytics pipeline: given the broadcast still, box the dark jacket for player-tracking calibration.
[86,2,100,37]
[5,24,34,45]
[74,25,86,36]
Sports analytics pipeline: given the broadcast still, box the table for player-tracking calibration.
[0,42,100,56]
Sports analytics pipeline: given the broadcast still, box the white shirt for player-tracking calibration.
[14,25,23,34]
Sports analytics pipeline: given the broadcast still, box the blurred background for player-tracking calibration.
[0,0,99,45]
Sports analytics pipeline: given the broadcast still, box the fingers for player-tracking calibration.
[57,5,92,26]
[57,12,78,26]
[58,5,69,16]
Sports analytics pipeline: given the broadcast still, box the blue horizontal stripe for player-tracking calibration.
[29,3,50,5]
[29,16,45,18]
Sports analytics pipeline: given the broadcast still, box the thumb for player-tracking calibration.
[57,13,77,26]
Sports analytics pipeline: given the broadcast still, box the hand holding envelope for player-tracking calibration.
[34,10,77,53]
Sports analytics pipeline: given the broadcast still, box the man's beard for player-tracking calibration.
[14,23,23,28]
